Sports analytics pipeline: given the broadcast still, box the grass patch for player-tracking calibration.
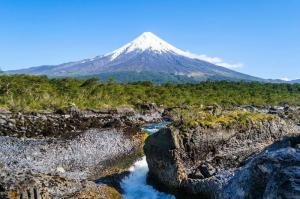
[171,107,274,128]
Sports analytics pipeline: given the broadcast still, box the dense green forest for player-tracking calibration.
[0,74,300,111]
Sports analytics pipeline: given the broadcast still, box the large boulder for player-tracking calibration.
[144,116,300,198]
[220,136,300,199]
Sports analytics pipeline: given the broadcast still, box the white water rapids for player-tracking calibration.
[120,122,175,199]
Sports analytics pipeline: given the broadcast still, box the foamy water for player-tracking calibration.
[121,156,175,199]
[121,121,175,199]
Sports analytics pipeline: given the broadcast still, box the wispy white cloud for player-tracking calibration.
[280,77,290,81]
[217,62,244,69]
[183,52,244,69]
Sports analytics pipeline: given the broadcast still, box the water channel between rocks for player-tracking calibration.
[120,121,175,199]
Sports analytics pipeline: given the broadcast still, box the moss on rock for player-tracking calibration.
[171,106,274,128]
[98,132,147,178]
[70,184,122,199]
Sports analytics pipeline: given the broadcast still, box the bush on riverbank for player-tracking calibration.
[1,74,300,111]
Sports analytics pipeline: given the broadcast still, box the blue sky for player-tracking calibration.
[0,0,299,80]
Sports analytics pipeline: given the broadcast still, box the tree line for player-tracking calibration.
[0,74,300,111]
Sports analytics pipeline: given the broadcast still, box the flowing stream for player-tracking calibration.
[121,122,175,199]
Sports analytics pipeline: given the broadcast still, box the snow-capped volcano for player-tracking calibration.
[6,32,261,82]
[107,32,195,60]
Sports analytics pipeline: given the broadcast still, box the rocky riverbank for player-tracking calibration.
[0,106,162,199]
[1,104,300,199]
[144,108,300,198]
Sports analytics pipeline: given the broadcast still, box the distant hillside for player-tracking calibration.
[291,79,300,83]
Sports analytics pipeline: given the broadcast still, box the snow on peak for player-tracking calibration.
[106,32,193,60]
[127,32,179,52]
[104,32,243,68]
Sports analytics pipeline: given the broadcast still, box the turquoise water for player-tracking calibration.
[121,122,175,199]
[142,121,170,134]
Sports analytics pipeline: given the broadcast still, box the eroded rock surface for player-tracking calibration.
[144,115,300,198]
[0,128,144,180]
[0,107,161,198]
[0,169,122,199]
[220,136,300,199]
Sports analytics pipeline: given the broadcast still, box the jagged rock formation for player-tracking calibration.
[144,115,300,198]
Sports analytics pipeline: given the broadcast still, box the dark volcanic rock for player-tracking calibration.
[0,169,122,199]
[144,116,300,198]
[220,136,300,199]
[0,107,162,138]
[0,108,161,198]
[0,127,145,198]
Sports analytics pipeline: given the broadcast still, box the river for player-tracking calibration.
[120,122,175,199]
